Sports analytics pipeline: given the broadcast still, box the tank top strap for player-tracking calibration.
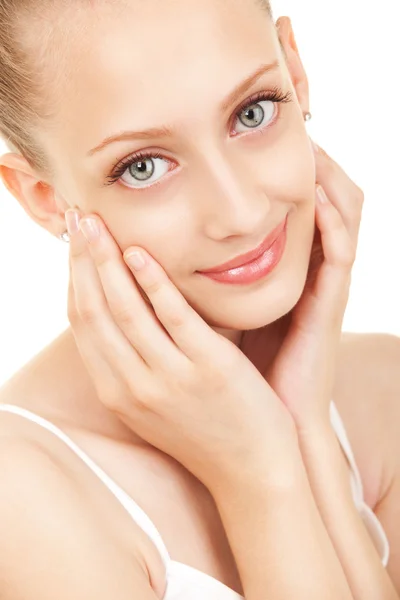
[329,400,390,567]
[0,403,172,574]
[329,400,364,506]
[1,401,390,572]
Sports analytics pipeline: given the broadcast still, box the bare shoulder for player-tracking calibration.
[0,435,160,600]
[333,331,400,509]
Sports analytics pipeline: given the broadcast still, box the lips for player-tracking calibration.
[198,215,288,274]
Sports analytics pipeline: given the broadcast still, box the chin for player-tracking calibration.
[204,266,310,331]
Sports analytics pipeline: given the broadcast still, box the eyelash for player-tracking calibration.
[104,86,293,187]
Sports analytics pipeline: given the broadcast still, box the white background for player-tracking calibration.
[0,0,399,387]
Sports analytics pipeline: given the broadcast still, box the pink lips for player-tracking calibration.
[197,215,289,285]
[198,216,288,273]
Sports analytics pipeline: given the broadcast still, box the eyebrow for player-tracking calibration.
[87,59,280,157]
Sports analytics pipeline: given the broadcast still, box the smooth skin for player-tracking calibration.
[1,142,399,600]
[63,173,356,600]
[0,0,399,598]
[60,138,397,600]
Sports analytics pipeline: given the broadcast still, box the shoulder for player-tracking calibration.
[333,331,400,508]
[0,416,165,599]
[0,434,160,600]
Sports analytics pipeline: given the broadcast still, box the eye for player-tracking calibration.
[233,99,275,133]
[232,88,292,135]
[105,150,172,189]
[104,86,293,189]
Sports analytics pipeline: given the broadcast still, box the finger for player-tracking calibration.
[123,246,223,364]
[313,185,354,326]
[310,139,364,243]
[67,250,125,401]
[65,209,152,385]
[78,214,190,373]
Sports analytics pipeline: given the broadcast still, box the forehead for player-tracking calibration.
[43,0,282,158]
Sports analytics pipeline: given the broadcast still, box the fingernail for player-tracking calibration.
[65,209,80,235]
[79,217,100,242]
[125,251,146,271]
[317,185,328,204]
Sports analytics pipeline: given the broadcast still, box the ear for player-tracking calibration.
[0,152,68,239]
[275,16,310,116]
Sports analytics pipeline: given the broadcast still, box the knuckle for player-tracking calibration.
[69,242,89,260]
[87,242,114,268]
[67,303,80,324]
[142,279,163,296]
[339,245,356,267]
[355,187,365,205]
[112,304,135,326]
[207,369,232,396]
[169,362,199,394]
[67,296,79,324]
[176,361,197,386]
[94,252,111,269]
[163,302,188,329]
[167,312,186,329]
[211,353,239,385]
[100,391,126,412]
[69,247,83,260]
[136,384,165,411]
[79,305,100,326]
[99,382,132,414]
[218,354,240,378]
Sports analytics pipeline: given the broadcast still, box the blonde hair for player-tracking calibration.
[0,0,273,178]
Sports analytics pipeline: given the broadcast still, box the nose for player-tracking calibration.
[195,151,272,240]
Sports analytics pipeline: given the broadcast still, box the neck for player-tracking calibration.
[39,327,142,444]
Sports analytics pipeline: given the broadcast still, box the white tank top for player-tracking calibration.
[0,401,390,599]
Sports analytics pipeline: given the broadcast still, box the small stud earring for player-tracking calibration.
[59,231,70,243]
[304,111,312,122]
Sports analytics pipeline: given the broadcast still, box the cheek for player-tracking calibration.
[282,137,315,189]
[130,224,193,282]
[100,199,195,284]
[255,135,315,202]
[103,210,177,257]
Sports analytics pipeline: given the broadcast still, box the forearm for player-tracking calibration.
[210,446,353,600]
[298,421,398,600]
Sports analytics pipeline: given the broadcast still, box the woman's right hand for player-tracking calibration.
[65,209,297,490]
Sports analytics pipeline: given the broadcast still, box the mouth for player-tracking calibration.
[197,215,288,274]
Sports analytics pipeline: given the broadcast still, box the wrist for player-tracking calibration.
[296,418,356,506]
[207,436,308,502]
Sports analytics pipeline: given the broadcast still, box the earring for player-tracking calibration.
[59,231,70,243]
[304,111,312,122]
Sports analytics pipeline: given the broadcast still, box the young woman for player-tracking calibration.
[0,1,399,598]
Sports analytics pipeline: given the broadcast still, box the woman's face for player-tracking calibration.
[40,0,316,339]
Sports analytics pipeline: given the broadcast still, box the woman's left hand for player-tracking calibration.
[263,140,364,435]
[260,144,399,600]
